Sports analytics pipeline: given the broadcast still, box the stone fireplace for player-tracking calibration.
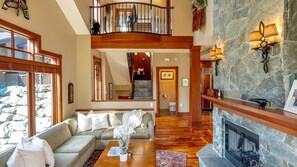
[197,106,297,167]
[225,120,262,167]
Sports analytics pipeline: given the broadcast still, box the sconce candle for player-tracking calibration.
[249,21,279,73]
[209,45,223,76]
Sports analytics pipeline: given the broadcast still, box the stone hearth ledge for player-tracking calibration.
[197,144,234,167]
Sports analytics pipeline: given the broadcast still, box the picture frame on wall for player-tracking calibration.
[68,83,74,104]
[284,80,297,115]
[161,71,174,80]
[182,78,189,87]
[109,83,113,100]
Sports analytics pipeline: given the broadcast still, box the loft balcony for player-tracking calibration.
[90,2,173,35]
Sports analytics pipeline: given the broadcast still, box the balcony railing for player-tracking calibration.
[90,2,173,35]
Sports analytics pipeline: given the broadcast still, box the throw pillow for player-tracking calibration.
[18,149,46,167]
[7,137,46,167]
[32,137,55,167]
[92,113,109,131]
[7,141,26,167]
[77,110,93,132]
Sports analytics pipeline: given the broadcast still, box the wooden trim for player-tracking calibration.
[190,46,201,128]
[177,112,189,117]
[202,95,297,137]
[156,66,178,117]
[76,108,154,112]
[91,35,193,49]
[166,0,171,35]
[28,73,35,136]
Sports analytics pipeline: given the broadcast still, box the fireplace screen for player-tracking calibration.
[225,120,264,167]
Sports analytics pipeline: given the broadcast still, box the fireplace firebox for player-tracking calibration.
[225,120,264,167]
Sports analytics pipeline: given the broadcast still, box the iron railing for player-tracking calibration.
[90,2,173,35]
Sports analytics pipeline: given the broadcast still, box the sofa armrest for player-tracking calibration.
[64,115,77,136]
[148,119,154,140]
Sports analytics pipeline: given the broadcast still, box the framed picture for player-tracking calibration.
[109,83,113,100]
[161,71,174,80]
[182,78,189,87]
[68,83,74,104]
[284,80,297,114]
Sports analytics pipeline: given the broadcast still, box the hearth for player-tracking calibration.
[225,120,263,167]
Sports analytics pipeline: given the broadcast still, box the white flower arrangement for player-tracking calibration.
[113,124,135,154]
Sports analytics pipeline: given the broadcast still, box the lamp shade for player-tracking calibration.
[210,50,216,57]
[249,30,261,42]
[264,23,279,38]
[216,48,223,55]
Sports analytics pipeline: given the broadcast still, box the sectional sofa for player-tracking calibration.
[0,111,154,167]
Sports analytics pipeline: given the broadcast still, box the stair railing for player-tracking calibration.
[90,2,173,35]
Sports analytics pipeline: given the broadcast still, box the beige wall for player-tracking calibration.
[152,53,190,113]
[75,0,92,31]
[159,69,176,109]
[172,0,193,36]
[0,1,77,119]
[193,0,214,46]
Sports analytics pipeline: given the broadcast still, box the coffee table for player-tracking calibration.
[94,140,156,167]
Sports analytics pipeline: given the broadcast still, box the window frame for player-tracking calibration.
[0,19,62,137]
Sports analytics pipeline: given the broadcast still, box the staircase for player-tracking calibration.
[133,80,152,100]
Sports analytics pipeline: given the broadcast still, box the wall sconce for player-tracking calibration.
[210,45,223,76]
[249,21,279,73]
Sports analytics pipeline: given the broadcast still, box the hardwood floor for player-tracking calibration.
[155,113,213,167]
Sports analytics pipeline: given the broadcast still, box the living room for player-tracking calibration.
[1,0,297,167]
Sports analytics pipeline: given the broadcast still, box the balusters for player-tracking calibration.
[90,2,172,35]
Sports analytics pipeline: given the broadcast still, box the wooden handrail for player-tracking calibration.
[202,95,297,137]
[90,2,174,9]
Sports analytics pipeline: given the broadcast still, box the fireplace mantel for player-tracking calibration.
[202,95,297,137]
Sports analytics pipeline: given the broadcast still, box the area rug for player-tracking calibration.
[83,150,103,167]
[156,150,187,167]
[84,150,187,167]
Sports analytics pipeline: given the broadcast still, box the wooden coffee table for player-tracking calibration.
[94,140,156,167]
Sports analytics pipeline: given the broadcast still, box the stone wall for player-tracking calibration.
[213,0,297,107]
[213,107,297,167]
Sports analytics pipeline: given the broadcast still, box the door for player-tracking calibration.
[156,67,178,117]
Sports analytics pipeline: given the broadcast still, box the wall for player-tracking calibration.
[159,69,176,109]
[152,53,190,112]
[193,0,214,46]
[0,1,77,119]
[75,0,92,31]
[172,0,193,36]
[211,0,297,107]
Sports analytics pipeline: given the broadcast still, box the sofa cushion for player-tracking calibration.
[100,128,114,140]
[76,129,105,140]
[54,135,95,156]
[36,122,72,150]
[131,128,150,139]
[54,153,79,167]
[108,113,123,127]
[64,116,78,136]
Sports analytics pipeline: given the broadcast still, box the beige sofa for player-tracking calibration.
[0,112,154,167]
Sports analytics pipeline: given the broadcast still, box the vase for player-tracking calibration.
[118,138,129,155]
[120,153,128,162]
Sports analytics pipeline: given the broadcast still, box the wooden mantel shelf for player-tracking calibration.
[202,95,297,137]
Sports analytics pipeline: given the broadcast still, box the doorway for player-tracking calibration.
[156,67,178,117]
[94,56,102,100]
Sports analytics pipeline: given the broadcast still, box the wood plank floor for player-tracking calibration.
[155,113,213,167]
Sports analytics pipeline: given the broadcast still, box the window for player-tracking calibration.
[0,71,29,151]
[0,19,61,152]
